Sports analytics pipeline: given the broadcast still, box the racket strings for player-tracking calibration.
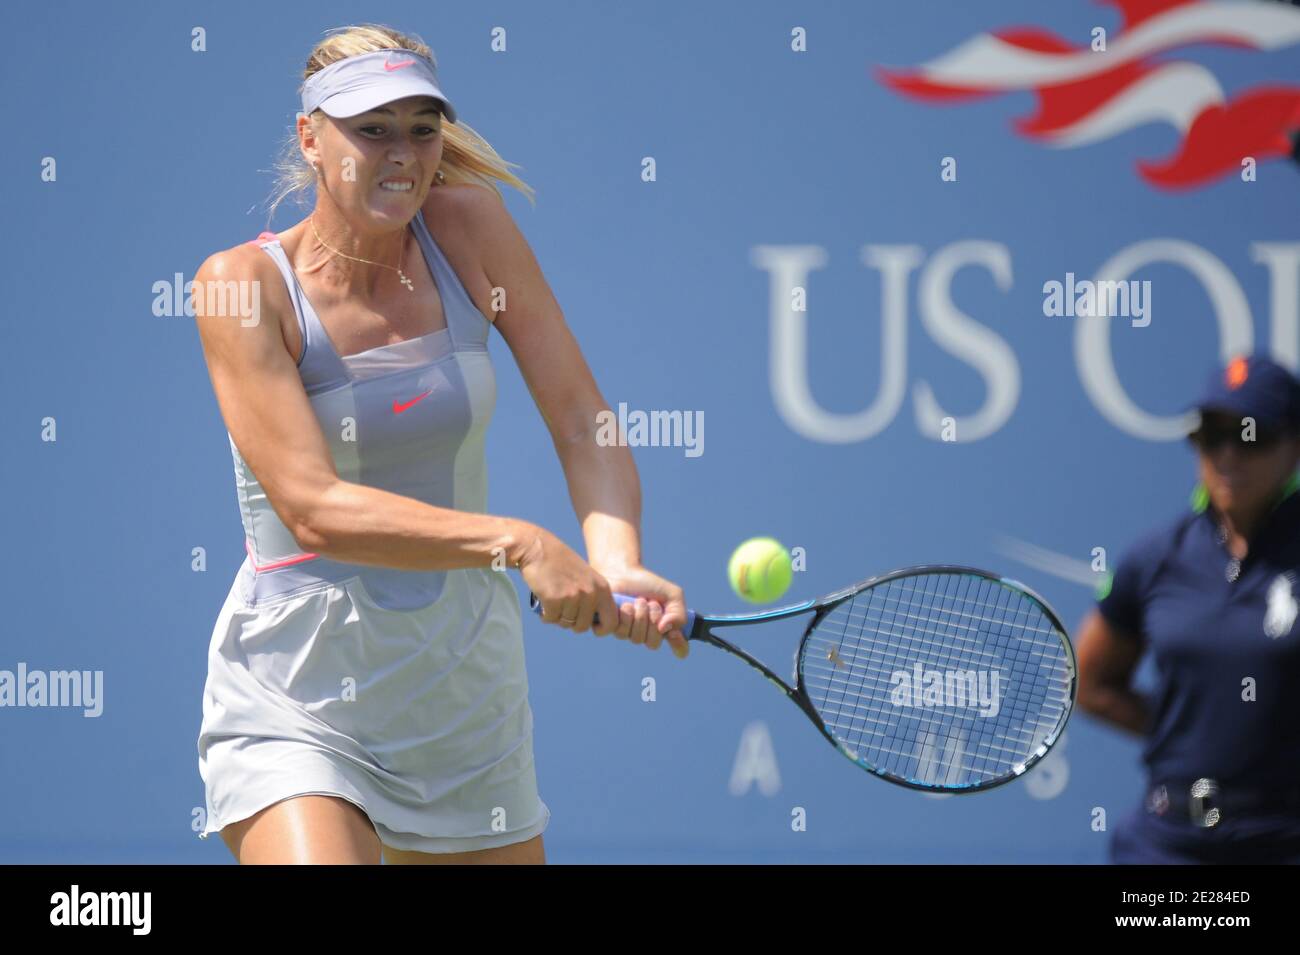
[799,572,1072,789]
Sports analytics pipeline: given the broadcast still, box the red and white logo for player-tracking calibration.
[877,0,1300,190]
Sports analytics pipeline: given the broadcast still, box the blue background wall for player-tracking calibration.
[3,0,1297,862]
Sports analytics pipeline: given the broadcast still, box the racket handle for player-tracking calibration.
[528,591,695,636]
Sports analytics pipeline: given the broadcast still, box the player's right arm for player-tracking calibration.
[192,246,337,548]
[190,246,538,572]
[1075,608,1148,737]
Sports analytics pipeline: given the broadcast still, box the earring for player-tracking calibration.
[435,169,446,184]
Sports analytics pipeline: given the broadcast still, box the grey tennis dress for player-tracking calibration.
[197,208,550,853]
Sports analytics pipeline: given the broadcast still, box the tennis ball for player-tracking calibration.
[728,537,793,604]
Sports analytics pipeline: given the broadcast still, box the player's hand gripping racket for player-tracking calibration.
[530,565,1075,793]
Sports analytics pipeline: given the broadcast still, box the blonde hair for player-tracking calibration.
[264,23,535,224]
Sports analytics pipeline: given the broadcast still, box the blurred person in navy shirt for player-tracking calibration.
[1076,355,1300,863]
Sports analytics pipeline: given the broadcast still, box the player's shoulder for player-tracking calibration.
[422,181,506,224]
[195,234,282,286]
[421,182,514,254]
[421,183,517,328]
[191,235,295,358]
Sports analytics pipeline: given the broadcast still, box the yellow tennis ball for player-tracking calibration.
[728,537,793,604]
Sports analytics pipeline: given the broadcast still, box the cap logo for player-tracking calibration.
[1226,356,1249,390]
[384,56,416,72]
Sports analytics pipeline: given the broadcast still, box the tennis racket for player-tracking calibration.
[529,564,1075,793]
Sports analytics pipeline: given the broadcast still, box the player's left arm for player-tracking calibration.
[432,184,643,575]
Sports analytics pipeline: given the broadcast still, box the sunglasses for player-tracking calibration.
[1188,424,1284,453]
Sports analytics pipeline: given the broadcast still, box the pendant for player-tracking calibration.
[398,269,414,292]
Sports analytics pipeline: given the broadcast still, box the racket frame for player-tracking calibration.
[528,563,1077,793]
[680,563,1077,794]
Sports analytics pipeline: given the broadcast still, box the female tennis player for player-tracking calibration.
[191,23,688,865]
[1077,354,1300,863]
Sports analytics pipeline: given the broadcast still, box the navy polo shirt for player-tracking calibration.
[1096,474,1300,789]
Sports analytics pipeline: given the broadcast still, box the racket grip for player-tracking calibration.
[528,591,695,636]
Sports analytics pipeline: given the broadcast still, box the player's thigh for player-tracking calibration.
[382,833,545,865]
[219,794,383,864]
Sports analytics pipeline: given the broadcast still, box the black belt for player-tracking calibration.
[1146,778,1300,827]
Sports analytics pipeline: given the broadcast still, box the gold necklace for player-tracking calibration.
[309,215,414,292]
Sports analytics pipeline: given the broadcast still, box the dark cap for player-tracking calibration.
[1190,355,1300,431]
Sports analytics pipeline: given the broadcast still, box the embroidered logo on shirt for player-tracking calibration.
[1264,573,1298,639]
